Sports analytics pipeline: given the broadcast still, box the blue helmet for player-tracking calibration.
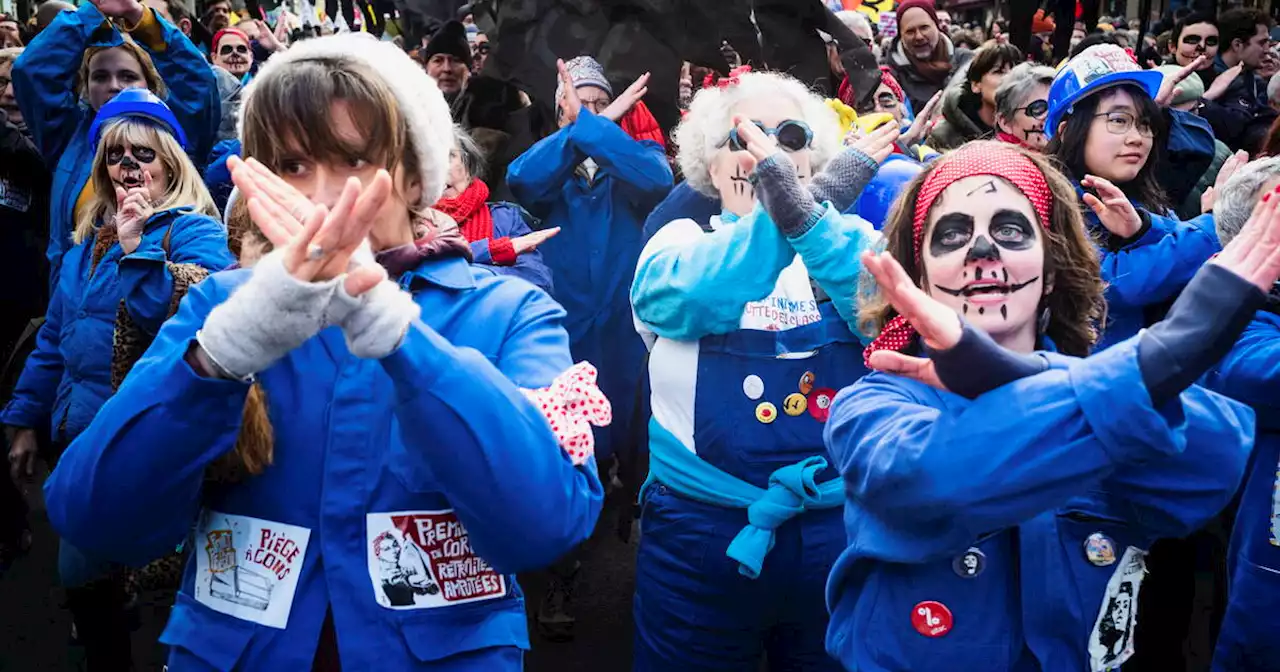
[88,88,189,151]
[849,154,924,230]
[1044,44,1163,141]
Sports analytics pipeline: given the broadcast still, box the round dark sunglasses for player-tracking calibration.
[722,120,814,153]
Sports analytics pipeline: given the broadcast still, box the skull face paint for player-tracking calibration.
[922,175,1046,352]
[106,141,169,202]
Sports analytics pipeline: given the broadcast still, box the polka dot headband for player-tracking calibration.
[863,143,1055,367]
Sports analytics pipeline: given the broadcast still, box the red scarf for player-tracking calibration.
[434,178,494,244]
[620,101,666,149]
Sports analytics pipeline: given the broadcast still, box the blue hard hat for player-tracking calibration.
[1044,44,1163,141]
[88,88,189,151]
[850,153,924,230]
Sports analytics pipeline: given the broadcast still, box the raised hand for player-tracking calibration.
[1203,150,1249,214]
[1082,174,1143,239]
[228,155,313,245]
[91,0,145,24]
[1203,63,1243,102]
[1211,181,1280,291]
[862,250,963,390]
[851,121,900,164]
[512,227,560,255]
[1155,55,1206,107]
[556,59,583,125]
[114,170,153,254]
[600,72,651,122]
[900,90,943,148]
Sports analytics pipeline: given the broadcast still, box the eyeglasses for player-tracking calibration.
[219,43,249,56]
[1018,99,1049,119]
[1180,34,1219,48]
[720,119,814,153]
[1093,111,1153,137]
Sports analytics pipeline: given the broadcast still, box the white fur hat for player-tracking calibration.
[238,33,455,206]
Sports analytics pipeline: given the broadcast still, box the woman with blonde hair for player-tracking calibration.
[43,33,604,669]
[12,0,218,292]
[3,89,231,669]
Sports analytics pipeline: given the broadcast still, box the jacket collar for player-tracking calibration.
[399,255,476,292]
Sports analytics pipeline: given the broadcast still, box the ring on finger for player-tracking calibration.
[306,244,325,261]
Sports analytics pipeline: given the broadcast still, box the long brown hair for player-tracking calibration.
[859,142,1106,357]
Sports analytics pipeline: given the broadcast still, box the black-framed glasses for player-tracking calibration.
[219,43,249,56]
[1018,99,1049,119]
[1181,34,1219,48]
[721,119,814,153]
[1093,111,1153,137]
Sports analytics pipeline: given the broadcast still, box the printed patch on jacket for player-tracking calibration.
[366,510,508,610]
[1087,546,1147,672]
[192,510,311,629]
[0,178,31,213]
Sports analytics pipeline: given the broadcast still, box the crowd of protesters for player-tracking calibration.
[4,0,1280,670]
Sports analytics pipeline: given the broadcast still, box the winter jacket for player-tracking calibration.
[469,202,553,295]
[507,107,673,461]
[925,85,993,151]
[1161,107,1218,210]
[1178,137,1232,221]
[203,138,240,215]
[42,255,604,670]
[1205,309,1280,672]
[0,207,232,443]
[1200,57,1278,155]
[12,3,220,295]
[0,112,50,356]
[825,337,1252,671]
[642,181,722,243]
[885,35,974,113]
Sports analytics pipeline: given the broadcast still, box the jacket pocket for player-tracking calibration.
[159,592,257,671]
[395,596,529,663]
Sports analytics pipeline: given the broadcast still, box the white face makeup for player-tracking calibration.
[708,96,812,218]
[922,175,1047,352]
[106,140,170,200]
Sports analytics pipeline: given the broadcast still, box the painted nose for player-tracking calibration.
[965,235,1001,264]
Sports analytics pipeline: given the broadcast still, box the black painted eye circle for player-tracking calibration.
[132,146,157,163]
[106,145,125,165]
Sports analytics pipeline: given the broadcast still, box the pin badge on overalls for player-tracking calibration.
[952,547,986,578]
[911,600,953,638]
[808,387,836,423]
[742,375,764,400]
[755,401,778,424]
[1084,532,1117,567]
[798,371,815,395]
[783,393,808,416]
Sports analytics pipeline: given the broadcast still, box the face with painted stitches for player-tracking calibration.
[106,139,170,201]
[998,82,1050,150]
[922,175,1048,352]
[214,32,253,77]
[708,96,812,217]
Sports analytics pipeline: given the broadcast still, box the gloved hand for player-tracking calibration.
[336,244,422,360]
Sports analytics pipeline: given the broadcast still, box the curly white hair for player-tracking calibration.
[675,71,842,198]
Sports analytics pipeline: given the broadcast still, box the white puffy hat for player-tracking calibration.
[238,33,455,206]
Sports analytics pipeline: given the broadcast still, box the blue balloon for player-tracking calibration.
[848,154,925,230]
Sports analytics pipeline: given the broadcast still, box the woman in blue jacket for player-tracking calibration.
[12,0,219,292]
[3,88,231,668]
[630,70,896,671]
[435,126,556,294]
[1044,44,1221,348]
[825,140,1268,671]
[42,35,603,670]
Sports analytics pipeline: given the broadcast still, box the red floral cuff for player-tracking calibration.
[519,362,612,465]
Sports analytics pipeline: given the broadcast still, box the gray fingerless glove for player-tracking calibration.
[750,153,825,238]
[337,278,422,359]
[808,146,882,212]
[198,249,360,380]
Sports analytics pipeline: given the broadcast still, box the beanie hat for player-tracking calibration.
[555,55,613,102]
[1156,65,1204,106]
[241,33,455,206]
[895,0,939,30]
[424,20,472,67]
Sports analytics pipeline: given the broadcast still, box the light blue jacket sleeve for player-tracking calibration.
[567,109,673,208]
[784,208,880,341]
[824,335,1254,560]
[1100,211,1221,308]
[630,205,795,340]
[10,3,100,166]
[44,277,252,565]
[118,213,233,335]
[0,278,67,430]
[380,287,604,574]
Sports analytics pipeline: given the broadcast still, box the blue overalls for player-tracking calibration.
[631,203,879,671]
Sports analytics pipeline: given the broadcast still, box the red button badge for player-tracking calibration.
[808,387,837,423]
[911,600,953,638]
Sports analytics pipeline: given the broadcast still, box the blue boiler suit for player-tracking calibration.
[823,337,1252,671]
[12,3,220,293]
[630,202,878,671]
[1205,310,1280,671]
[42,258,604,670]
[507,108,673,462]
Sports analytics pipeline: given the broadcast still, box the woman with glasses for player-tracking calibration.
[629,70,896,671]
[1046,44,1221,349]
[994,62,1054,151]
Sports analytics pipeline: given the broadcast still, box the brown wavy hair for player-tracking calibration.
[858,141,1106,357]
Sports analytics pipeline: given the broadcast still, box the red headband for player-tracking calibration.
[864,143,1055,367]
[212,28,250,55]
